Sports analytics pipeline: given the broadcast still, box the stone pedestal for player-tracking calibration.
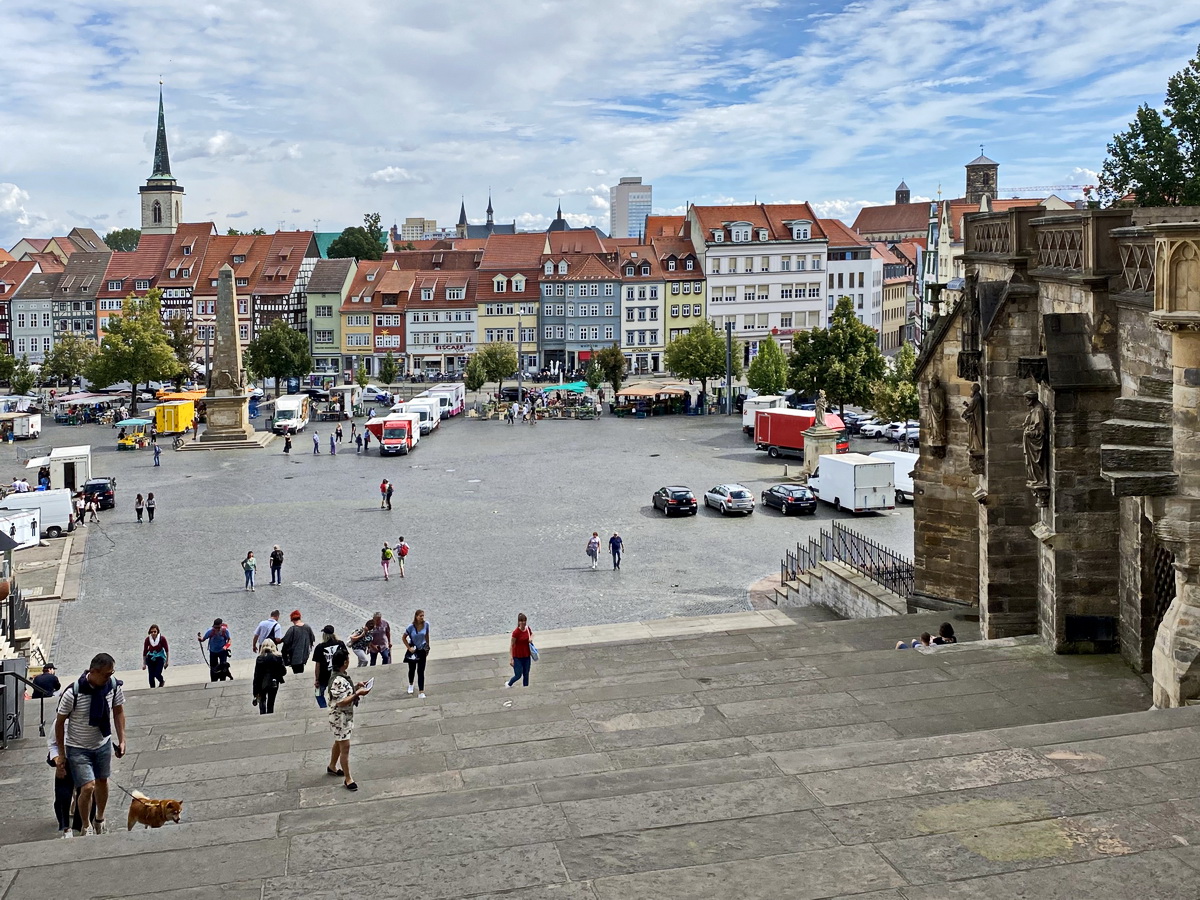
[199,395,255,442]
[196,264,259,447]
[802,424,838,477]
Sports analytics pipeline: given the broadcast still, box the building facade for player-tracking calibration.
[477,233,548,373]
[616,247,666,374]
[822,218,883,332]
[539,254,620,373]
[609,177,653,239]
[306,258,355,374]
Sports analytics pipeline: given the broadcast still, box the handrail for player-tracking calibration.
[778,522,914,601]
[0,668,47,750]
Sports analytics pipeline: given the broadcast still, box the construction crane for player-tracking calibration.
[999,185,1094,193]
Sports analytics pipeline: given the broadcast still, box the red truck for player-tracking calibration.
[754,408,849,459]
[365,416,415,456]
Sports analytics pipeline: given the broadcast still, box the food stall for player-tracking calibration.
[154,399,196,436]
[24,445,92,491]
[116,419,153,450]
[612,383,691,417]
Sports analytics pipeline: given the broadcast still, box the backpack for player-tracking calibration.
[382,548,394,561]
[398,543,408,558]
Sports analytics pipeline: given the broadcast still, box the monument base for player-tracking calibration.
[802,425,839,477]
[198,395,259,446]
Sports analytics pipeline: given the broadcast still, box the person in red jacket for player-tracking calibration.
[506,613,534,688]
[142,625,169,688]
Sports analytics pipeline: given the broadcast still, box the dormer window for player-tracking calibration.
[366,272,376,281]
[168,269,177,279]
[512,274,525,292]
[625,265,635,277]
[232,255,246,265]
[180,268,190,278]
[640,264,650,276]
[135,279,150,290]
[182,245,192,256]
[793,227,810,240]
[758,229,769,241]
[107,281,121,291]
[685,258,694,271]
[732,227,751,243]
[493,275,507,293]
[667,259,676,271]
[421,288,434,301]
[713,231,724,242]
[557,260,568,275]
[544,261,553,275]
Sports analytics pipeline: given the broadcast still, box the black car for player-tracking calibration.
[760,483,817,515]
[652,485,698,517]
[82,477,116,510]
[497,386,532,402]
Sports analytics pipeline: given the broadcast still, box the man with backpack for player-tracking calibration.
[269,545,284,585]
[396,536,410,578]
[54,653,126,836]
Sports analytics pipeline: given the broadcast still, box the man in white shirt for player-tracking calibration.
[54,653,126,836]
[253,610,284,652]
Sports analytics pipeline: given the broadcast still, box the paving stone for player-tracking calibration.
[604,736,757,770]
[139,751,299,787]
[560,776,817,837]
[437,704,575,734]
[462,752,614,788]
[769,732,1010,776]
[810,667,955,694]
[1035,725,1200,773]
[1126,796,1200,843]
[743,722,902,753]
[452,718,594,750]
[143,770,290,802]
[556,810,838,879]
[586,705,711,733]
[688,677,831,706]
[179,791,300,824]
[132,735,297,769]
[849,677,1002,706]
[538,755,781,804]
[452,884,598,900]
[288,806,572,873]
[589,844,904,899]
[262,843,567,900]
[1062,761,1200,810]
[297,732,456,761]
[568,692,702,721]
[155,717,310,750]
[722,704,879,737]
[297,769,461,807]
[96,882,267,900]
[445,735,597,770]
[888,706,1053,739]
[800,748,1065,806]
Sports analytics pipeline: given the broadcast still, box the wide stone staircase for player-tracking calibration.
[1101,375,1177,497]
[4,609,1200,899]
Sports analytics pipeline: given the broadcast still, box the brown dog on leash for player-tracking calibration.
[127,790,183,830]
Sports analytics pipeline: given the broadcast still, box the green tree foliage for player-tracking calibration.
[10,355,35,396]
[164,316,196,389]
[663,318,743,403]
[328,212,386,261]
[355,363,370,389]
[595,343,628,395]
[102,228,140,252]
[83,289,180,414]
[42,333,96,387]
[870,342,920,423]
[226,227,267,235]
[378,351,400,386]
[584,358,603,392]
[244,319,311,397]
[464,354,487,396]
[1100,44,1200,206]
[788,297,885,414]
[476,342,518,396]
[745,334,787,396]
[0,348,16,386]
[363,212,385,247]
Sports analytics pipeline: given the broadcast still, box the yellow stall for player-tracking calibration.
[154,399,195,435]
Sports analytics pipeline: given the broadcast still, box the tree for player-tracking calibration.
[1100,44,1200,206]
[584,358,603,392]
[363,212,385,247]
[103,228,140,252]
[595,344,627,395]
[378,351,400,386]
[870,342,920,423]
[84,290,181,414]
[663,319,742,409]
[42,333,96,387]
[10,355,35,396]
[476,342,517,397]
[464,354,487,398]
[327,212,386,261]
[355,363,370,389]
[226,227,266,235]
[164,316,196,389]
[746,334,787,396]
[788,297,885,414]
[244,319,311,398]
[0,348,16,386]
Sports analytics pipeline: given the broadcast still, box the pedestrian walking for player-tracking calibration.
[269,545,284,585]
[326,647,369,791]
[145,493,156,523]
[31,663,60,698]
[385,481,394,510]
[381,543,394,580]
[506,613,535,688]
[281,610,315,675]
[355,432,362,454]
[49,726,93,838]
[74,494,86,526]
[252,609,283,652]
[153,444,161,467]
[403,609,430,697]
[350,422,357,441]
[252,639,286,714]
[313,432,320,455]
[312,625,347,708]
[336,423,343,443]
[134,493,144,523]
[198,618,232,682]
[192,416,200,440]
[141,625,169,688]
[53,653,126,836]
[283,435,292,455]
[242,551,257,591]
[330,432,336,455]
[379,479,389,509]
[87,497,99,523]
[609,532,623,570]
[364,430,372,450]
[349,619,372,667]
[368,612,391,665]
[586,531,600,570]
[396,535,409,577]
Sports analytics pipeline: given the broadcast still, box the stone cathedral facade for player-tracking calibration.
[914,204,1200,707]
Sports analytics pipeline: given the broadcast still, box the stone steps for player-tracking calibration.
[1100,443,1175,472]
[1138,374,1173,401]
[1102,470,1179,497]
[1102,378,1176,497]
[1111,395,1171,424]
[2,609,1187,900]
[1100,417,1172,447]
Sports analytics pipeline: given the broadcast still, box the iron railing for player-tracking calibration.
[780,522,914,600]
[2,582,28,647]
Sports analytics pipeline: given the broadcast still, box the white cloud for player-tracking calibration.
[364,167,424,186]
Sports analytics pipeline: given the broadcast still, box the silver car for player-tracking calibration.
[704,484,756,516]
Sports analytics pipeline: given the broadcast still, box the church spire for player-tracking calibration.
[151,84,173,179]
[486,193,494,226]
[458,198,467,227]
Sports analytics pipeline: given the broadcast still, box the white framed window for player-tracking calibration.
[421,288,434,301]
[667,260,676,271]
[682,282,691,294]
[567,304,575,316]
[637,308,646,321]
[238,299,248,315]
[781,287,794,299]
[16,338,24,353]
[649,287,658,299]
[626,308,635,322]
[781,258,791,272]
[713,231,724,242]
[555,284,565,296]
[555,325,564,339]
[649,308,658,320]
[681,305,691,318]
[446,287,465,300]
[604,325,613,340]
[315,305,333,317]
[685,258,694,271]
[554,304,565,316]
[346,333,370,347]
[809,286,820,298]
[566,284,575,297]
[512,275,525,292]
[238,324,249,341]
[625,330,635,344]
[107,280,121,291]
[670,305,679,317]
[558,261,568,274]
[233,254,246,265]
[604,284,614,296]
[625,265,635,276]
[567,326,575,339]
[236,278,249,287]
[542,283,553,297]
[315,329,334,343]
[626,287,634,300]
[135,279,150,291]
[493,276,507,292]
[691,304,701,316]
[544,261,553,275]
[672,282,680,294]
[544,325,553,339]
[757,229,768,241]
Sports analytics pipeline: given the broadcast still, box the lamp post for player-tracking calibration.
[724,321,734,415]
[517,313,523,402]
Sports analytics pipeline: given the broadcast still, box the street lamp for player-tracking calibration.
[517,313,523,402]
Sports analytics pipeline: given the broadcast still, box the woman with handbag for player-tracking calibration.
[506,612,536,688]
[326,647,370,791]
[349,619,373,667]
[141,624,169,688]
[402,609,431,698]
[252,639,286,714]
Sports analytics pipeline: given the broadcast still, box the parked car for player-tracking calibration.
[903,425,920,446]
[858,420,891,438]
[848,416,878,435]
[361,385,392,405]
[703,484,755,516]
[498,386,532,402]
[884,420,919,443]
[760,484,817,515]
[651,485,698,517]
[81,477,116,510]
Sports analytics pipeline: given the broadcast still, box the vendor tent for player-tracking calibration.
[542,381,588,394]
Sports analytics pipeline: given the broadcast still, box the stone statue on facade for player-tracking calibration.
[927,376,947,451]
[1022,390,1049,504]
[962,382,984,474]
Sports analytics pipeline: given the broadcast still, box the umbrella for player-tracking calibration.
[115,418,153,427]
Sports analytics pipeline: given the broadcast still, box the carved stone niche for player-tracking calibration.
[957,350,981,381]
[1150,226,1200,332]
[1017,357,1048,384]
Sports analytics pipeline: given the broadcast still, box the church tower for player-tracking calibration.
[895,180,910,205]
[456,199,468,239]
[486,194,495,233]
[139,86,185,235]
[965,150,999,205]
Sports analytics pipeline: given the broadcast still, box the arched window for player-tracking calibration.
[175,201,181,223]
[152,200,162,224]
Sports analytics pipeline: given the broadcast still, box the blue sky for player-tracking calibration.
[2,0,1199,248]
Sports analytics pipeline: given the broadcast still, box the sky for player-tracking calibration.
[2,0,1199,249]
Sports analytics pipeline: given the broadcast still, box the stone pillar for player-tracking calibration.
[199,264,256,444]
[802,423,838,477]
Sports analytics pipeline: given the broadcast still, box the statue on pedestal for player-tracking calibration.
[1022,390,1049,505]
[813,389,827,427]
[962,382,984,473]
[927,376,947,454]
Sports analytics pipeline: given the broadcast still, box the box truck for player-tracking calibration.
[870,450,917,503]
[365,416,416,455]
[742,395,787,438]
[0,489,76,538]
[397,399,440,435]
[428,383,465,418]
[806,453,895,513]
[754,409,848,458]
[272,395,311,434]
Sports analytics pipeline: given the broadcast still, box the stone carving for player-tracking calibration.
[1022,390,1050,506]
[1172,241,1200,313]
[926,376,946,448]
[813,390,827,427]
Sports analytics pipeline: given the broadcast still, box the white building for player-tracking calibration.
[821,218,883,331]
[609,177,653,239]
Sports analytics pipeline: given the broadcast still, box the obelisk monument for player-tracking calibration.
[198,264,258,444]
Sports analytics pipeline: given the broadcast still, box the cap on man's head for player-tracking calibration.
[43,663,55,672]
[322,624,336,635]
[290,609,302,621]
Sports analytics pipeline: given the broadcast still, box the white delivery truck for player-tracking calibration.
[387,412,421,447]
[741,395,787,438]
[428,383,465,418]
[0,488,76,538]
[272,395,311,434]
[871,450,917,503]
[400,398,441,435]
[807,453,895,514]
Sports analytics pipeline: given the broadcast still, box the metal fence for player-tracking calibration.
[780,522,914,600]
[2,580,28,646]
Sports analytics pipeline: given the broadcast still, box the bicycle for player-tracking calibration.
[172,436,185,450]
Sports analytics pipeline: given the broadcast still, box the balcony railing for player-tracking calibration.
[781,522,914,600]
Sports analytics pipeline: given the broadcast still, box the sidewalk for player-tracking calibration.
[11,523,88,664]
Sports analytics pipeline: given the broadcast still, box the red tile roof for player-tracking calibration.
[27,253,64,273]
[851,203,930,238]
[644,216,685,238]
[0,261,36,296]
[691,203,827,241]
[819,218,870,248]
[478,233,550,269]
[539,253,619,281]
[548,231,605,254]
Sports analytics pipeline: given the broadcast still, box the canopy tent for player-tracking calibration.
[115,418,153,427]
[540,381,588,394]
[58,394,116,407]
[617,383,689,399]
[156,390,207,402]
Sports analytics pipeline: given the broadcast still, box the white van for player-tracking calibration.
[871,450,917,503]
[273,395,311,434]
[742,395,787,438]
[392,400,439,435]
[0,488,76,538]
[428,383,465,417]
